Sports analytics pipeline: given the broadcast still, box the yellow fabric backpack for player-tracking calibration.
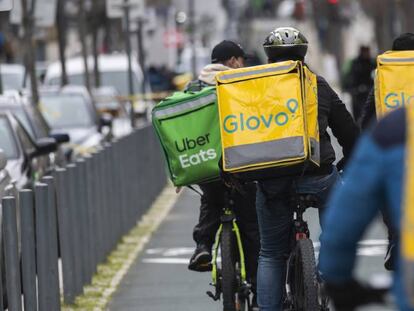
[403,106,414,306]
[375,51,414,119]
[216,61,319,179]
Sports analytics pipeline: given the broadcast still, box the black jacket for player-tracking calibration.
[314,76,359,172]
[360,88,376,130]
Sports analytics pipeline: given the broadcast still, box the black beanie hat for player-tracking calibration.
[392,33,414,51]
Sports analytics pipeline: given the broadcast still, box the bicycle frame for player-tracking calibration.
[211,208,247,286]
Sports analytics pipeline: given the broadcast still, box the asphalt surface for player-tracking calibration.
[108,188,396,311]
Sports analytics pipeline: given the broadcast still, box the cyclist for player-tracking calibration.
[359,32,414,271]
[319,107,413,311]
[186,40,260,305]
[255,27,359,311]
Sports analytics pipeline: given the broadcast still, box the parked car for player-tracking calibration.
[92,86,132,138]
[0,91,70,168]
[38,85,109,159]
[0,111,57,189]
[44,53,152,117]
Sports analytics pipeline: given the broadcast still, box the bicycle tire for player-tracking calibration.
[220,222,237,311]
[292,239,319,311]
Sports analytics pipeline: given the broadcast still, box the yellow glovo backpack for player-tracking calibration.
[216,60,319,180]
[403,105,414,307]
[375,50,414,119]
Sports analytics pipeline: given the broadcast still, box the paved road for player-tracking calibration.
[109,189,395,311]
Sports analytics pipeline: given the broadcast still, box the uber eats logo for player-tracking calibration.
[175,133,217,168]
[223,98,299,133]
[385,92,414,109]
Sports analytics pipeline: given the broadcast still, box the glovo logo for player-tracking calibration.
[384,92,414,109]
[222,98,299,134]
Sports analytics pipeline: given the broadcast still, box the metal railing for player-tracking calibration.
[0,125,167,310]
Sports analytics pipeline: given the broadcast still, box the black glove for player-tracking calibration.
[325,279,387,311]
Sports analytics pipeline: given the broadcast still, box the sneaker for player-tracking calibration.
[384,242,395,271]
[188,244,212,272]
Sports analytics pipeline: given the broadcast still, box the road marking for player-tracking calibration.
[143,258,190,264]
[146,247,194,256]
[142,239,390,265]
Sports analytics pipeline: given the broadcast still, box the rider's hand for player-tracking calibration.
[325,279,387,310]
[175,187,182,194]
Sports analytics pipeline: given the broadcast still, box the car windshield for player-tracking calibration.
[39,94,94,129]
[49,71,141,96]
[1,73,25,91]
[6,107,35,138]
[0,117,18,159]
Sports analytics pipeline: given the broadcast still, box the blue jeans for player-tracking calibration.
[255,167,340,311]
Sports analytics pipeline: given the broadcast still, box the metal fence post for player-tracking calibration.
[42,176,62,310]
[93,149,106,263]
[55,168,76,304]
[66,163,83,296]
[2,196,22,311]
[84,155,97,279]
[19,190,37,311]
[35,183,60,310]
[75,159,91,284]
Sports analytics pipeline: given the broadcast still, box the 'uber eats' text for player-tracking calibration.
[175,134,217,168]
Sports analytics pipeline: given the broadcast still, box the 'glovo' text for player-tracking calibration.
[222,99,299,134]
[385,92,414,109]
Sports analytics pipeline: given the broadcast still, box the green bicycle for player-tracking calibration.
[207,190,253,311]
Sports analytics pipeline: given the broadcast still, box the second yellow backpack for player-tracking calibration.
[375,51,414,119]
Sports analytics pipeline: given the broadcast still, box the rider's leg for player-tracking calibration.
[190,181,226,271]
[256,179,294,311]
[294,166,340,226]
[233,182,260,293]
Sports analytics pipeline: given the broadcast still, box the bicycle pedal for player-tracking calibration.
[206,290,220,301]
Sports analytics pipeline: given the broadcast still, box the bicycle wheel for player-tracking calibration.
[220,222,237,311]
[291,239,319,311]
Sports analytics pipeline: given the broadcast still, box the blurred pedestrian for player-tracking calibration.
[319,107,414,311]
[343,45,376,123]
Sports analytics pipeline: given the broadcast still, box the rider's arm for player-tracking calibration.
[359,88,376,130]
[319,134,385,283]
[321,77,360,166]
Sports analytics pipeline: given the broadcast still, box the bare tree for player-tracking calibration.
[79,0,91,92]
[21,0,39,105]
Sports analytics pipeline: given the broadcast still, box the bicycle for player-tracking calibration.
[206,189,254,311]
[283,194,330,311]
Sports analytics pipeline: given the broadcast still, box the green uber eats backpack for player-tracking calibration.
[152,87,222,187]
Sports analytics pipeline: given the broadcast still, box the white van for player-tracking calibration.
[44,53,150,116]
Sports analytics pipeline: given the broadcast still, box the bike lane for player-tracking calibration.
[109,189,395,310]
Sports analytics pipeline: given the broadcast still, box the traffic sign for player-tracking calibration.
[163,29,184,48]
[0,0,12,11]
[106,0,144,19]
[10,0,57,27]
